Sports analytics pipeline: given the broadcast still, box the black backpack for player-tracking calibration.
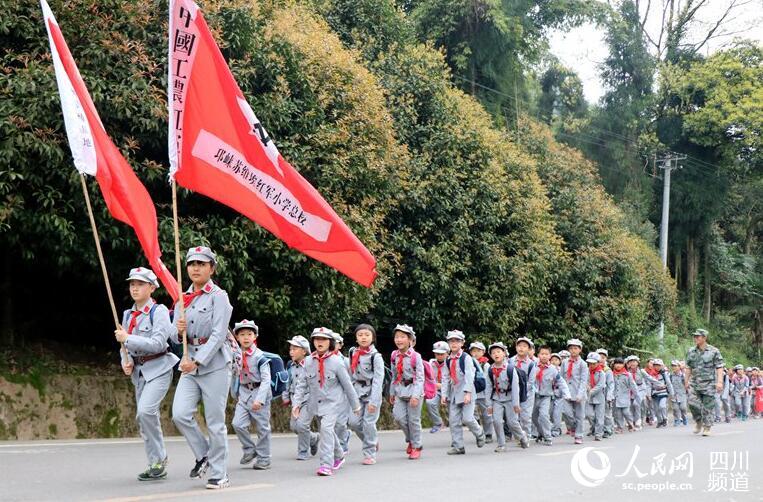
[353,348,391,397]
[488,362,528,403]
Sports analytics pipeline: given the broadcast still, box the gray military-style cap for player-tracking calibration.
[515,337,534,348]
[233,319,259,335]
[311,327,335,339]
[446,329,465,341]
[596,348,608,357]
[559,350,571,358]
[488,342,508,353]
[393,324,416,340]
[586,352,601,363]
[186,245,217,264]
[567,338,583,348]
[432,341,449,354]
[332,332,344,344]
[126,267,159,287]
[469,341,487,352]
[287,335,310,352]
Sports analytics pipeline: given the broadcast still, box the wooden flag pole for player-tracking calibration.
[171,179,188,360]
[79,174,126,359]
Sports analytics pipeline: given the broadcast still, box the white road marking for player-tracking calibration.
[100,483,274,502]
[712,431,743,436]
[536,446,613,457]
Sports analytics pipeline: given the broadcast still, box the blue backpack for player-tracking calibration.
[257,352,289,396]
[459,354,487,394]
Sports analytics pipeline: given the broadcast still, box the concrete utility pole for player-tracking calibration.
[657,153,685,348]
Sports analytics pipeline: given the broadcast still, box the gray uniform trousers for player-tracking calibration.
[519,393,535,436]
[551,398,564,435]
[290,407,318,459]
[614,405,634,429]
[134,370,173,464]
[604,401,614,434]
[426,391,444,427]
[586,402,605,437]
[475,397,493,437]
[562,399,587,439]
[349,399,381,459]
[532,395,553,439]
[715,393,730,420]
[172,366,231,479]
[492,400,524,447]
[393,397,423,449]
[672,398,688,421]
[335,404,351,453]
[449,398,483,449]
[652,395,668,422]
[232,397,272,461]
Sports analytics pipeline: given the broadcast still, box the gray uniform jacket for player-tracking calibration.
[561,357,588,401]
[293,352,360,416]
[121,300,179,384]
[670,372,688,401]
[536,364,570,399]
[613,371,638,407]
[730,375,750,396]
[283,359,308,407]
[349,346,385,408]
[588,368,607,405]
[170,280,233,375]
[238,347,272,405]
[442,351,476,404]
[485,362,520,405]
[604,368,615,401]
[510,356,538,394]
[644,369,675,398]
[389,349,425,400]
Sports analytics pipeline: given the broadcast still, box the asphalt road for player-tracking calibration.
[2,419,762,501]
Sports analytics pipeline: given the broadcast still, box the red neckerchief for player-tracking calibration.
[516,355,528,369]
[536,363,549,382]
[449,351,462,386]
[435,360,445,383]
[589,364,603,387]
[567,356,579,379]
[351,347,370,373]
[240,346,255,382]
[182,289,204,308]
[613,367,628,376]
[646,367,659,377]
[491,363,505,393]
[394,348,410,384]
[313,351,332,388]
[478,356,489,364]
[127,310,142,334]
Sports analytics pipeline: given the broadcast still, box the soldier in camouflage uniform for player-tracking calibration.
[684,329,725,436]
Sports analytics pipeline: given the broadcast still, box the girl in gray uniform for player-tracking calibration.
[510,337,537,438]
[669,361,688,426]
[625,355,646,429]
[469,341,494,443]
[170,246,234,490]
[427,341,449,433]
[348,324,385,465]
[561,339,588,444]
[442,330,487,454]
[585,352,607,441]
[116,267,178,482]
[644,359,674,428]
[611,357,637,432]
[389,324,425,459]
[731,365,750,420]
[533,346,570,446]
[282,335,318,460]
[231,320,272,470]
[292,327,361,477]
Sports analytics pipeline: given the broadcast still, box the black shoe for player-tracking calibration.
[190,457,209,479]
[137,463,167,481]
[239,452,256,465]
[206,477,230,489]
[310,435,319,456]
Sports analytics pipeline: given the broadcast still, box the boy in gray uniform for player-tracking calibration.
[292,327,361,476]
[610,357,637,432]
[282,335,318,460]
[116,267,178,481]
[561,338,587,444]
[231,320,272,470]
[442,330,486,454]
[486,342,528,451]
[469,341,494,443]
[550,352,565,437]
[332,333,352,455]
[427,341,449,433]
[644,359,674,428]
[715,366,731,422]
[533,346,570,445]
[389,324,425,459]
[510,337,537,437]
[171,246,234,490]
[597,349,615,438]
[625,355,647,429]
[348,324,385,465]
[585,352,607,441]
[670,360,688,426]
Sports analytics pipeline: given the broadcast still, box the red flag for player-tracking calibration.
[41,0,179,300]
[168,0,377,287]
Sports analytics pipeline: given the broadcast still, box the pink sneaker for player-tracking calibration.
[332,457,346,470]
[316,466,333,476]
[362,457,376,465]
[574,437,583,445]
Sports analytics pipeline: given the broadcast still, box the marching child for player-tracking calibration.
[561,339,588,444]
[533,346,569,445]
[292,327,361,476]
[625,356,647,429]
[348,324,385,465]
[715,366,731,423]
[731,364,750,420]
[427,341,449,433]
[611,357,637,432]
[643,359,674,428]
[231,320,272,470]
[486,342,528,451]
[469,341,493,443]
[550,353,565,437]
[750,367,763,418]
[332,332,352,455]
[282,335,319,460]
[669,361,688,426]
[389,324,425,459]
[442,330,486,454]
[170,246,234,490]
[596,349,615,438]
[586,352,606,441]
[510,337,537,437]
[115,267,178,481]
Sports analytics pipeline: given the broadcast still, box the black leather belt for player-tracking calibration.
[188,337,209,346]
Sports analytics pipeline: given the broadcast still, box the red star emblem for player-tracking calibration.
[196,247,202,252]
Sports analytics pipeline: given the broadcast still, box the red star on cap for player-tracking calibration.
[136,267,142,272]
[196,247,202,252]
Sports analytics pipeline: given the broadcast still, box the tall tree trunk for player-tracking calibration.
[674,247,682,289]
[703,240,711,324]
[687,237,697,312]
[0,249,13,346]
[753,308,762,361]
